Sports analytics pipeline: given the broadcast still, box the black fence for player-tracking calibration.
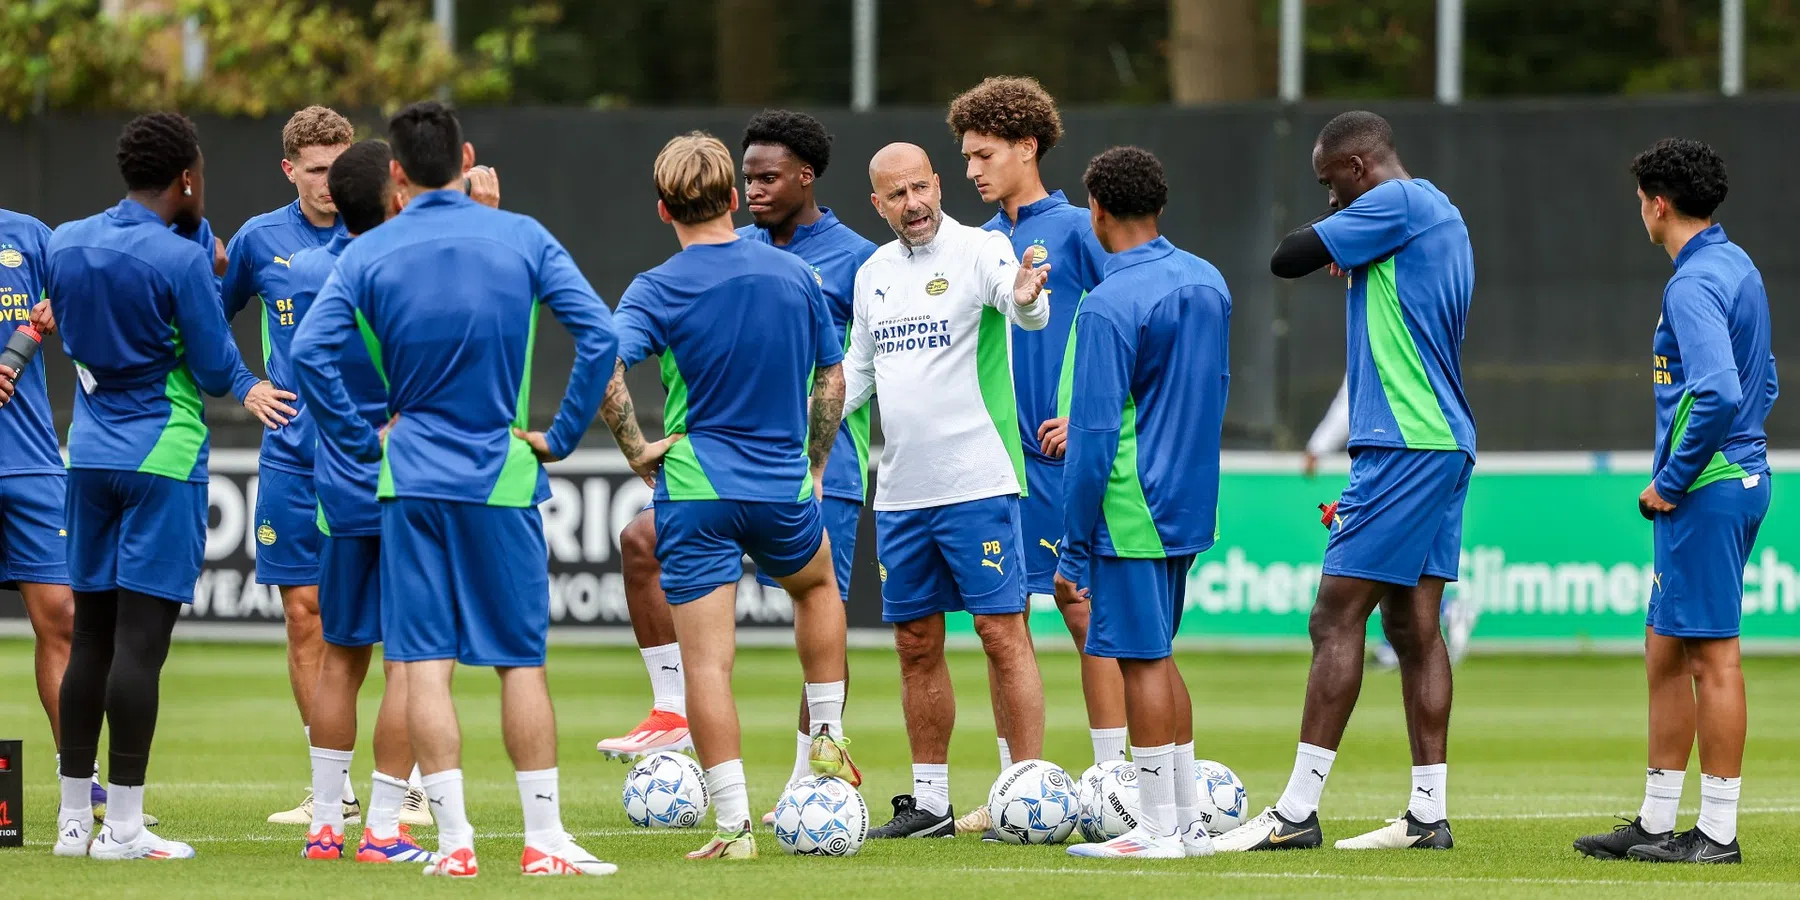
[1,96,1795,451]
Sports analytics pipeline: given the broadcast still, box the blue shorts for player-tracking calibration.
[1084,554,1195,660]
[755,497,860,601]
[320,534,382,648]
[1019,457,1064,595]
[380,499,549,667]
[65,469,205,603]
[656,499,824,604]
[1648,473,1771,639]
[875,494,1027,624]
[1324,448,1473,587]
[254,465,322,586]
[0,475,69,588]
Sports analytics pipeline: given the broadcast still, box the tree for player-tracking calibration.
[1168,0,1264,104]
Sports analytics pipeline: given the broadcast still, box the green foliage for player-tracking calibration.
[0,0,556,120]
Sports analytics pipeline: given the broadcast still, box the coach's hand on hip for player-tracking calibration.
[244,380,298,428]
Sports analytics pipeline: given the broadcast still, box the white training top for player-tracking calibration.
[844,214,1049,511]
[1306,375,1351,456]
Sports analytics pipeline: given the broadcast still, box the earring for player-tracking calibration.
[183,186,192,196]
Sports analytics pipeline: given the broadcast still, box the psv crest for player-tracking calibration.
[925,275,949,296]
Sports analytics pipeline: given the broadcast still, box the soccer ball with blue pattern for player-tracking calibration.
[1075,760,1139,842]
[1195,759,1248,835]
[987,759,1079,845]
[772,776,867,856]
[622,751,708,828]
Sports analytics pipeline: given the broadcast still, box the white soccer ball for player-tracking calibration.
[772,776,868,856]
[622,750,708,828]
[1195,759,1248,835]
[1074,760,1122,843]
[1079,761,1140,842]
[987,759,1079,845]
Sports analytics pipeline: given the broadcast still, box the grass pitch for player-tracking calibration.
[2,639,1798,897]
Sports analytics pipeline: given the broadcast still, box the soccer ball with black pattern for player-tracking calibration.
[987,759,1080,845]
[1075,760,1138,842]
[622,750,708,828]
[772,776,868,856]
[1196,759,1248,835]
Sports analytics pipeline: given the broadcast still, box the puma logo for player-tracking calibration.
[535,793,555,802]
[981,557,1005,574]
[1416,786,1434,798]
[917,780,936,785]
[273,255,290,267]
[1311,769,1327,781]
[1267,827,1316,845]
[873,287,888,302]
[1038,538,1061,557]
[1140,766,1162,777]
[1649,768,1666,776]
[660,665,681,672]
[429,797,444,807]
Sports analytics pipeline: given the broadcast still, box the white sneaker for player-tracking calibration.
[954,804,992,835]
[53,813,94,858]
[521,835,618,876]
[268,789,361,825]
[1212,806,1323,852]
[1334,811,1454,850]
[1066,827,1185,859]
[1179,821,1216,857]
[88,822,195,860]
[400,787,434,826]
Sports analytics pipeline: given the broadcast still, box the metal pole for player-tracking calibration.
[1278,0,1303,103]
[1436,0,1463,104]
[435,0,456,52]
[1721,0,1744,96]
[852,0,877,111]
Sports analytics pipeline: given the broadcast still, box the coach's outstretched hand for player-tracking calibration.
[1013,256,1051,307]
[244,379,298,429]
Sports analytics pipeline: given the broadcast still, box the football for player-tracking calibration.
[1195,759,1248,835]
[987,759,1080,845]
[621,750,709,828]
[772,776,869,856]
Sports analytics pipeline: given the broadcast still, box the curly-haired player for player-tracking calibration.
[946,75,1122,840]
[46,112,257,860]
[1573,139,1773,865]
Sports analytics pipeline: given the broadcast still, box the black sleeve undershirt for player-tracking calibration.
[1269,208,1339,280]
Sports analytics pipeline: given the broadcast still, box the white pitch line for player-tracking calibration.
[883,866,1800,891]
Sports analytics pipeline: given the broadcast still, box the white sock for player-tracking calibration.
[1697,774,1741,844]
[1408,763,1447,823]
[422,769,474,853]
[1276,742,1336,822]
[913,763,950,817]
[367,770,408,839]
[706,759,749,831]
[804,681,846,737]
[106,783,144,840]
[1132,744,1176,838]
[642,643,686,716]
[1172,742,1200,831]
[788,731,813,785]
[309,746,353,828]
[996,737,1013,770]
[517,767,564,846]
[1091,727,1128,766]
[409,764,423,789]
[1640,766,1683,834]
[60,774,92,816]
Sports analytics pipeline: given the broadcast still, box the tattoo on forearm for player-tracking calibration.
[808,364,846,473]
[600,361,646,459]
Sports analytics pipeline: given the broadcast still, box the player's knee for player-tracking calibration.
[620,514,658,572]
[893,622,944,670]
[972,614,1029,657]
[281,589,320,620]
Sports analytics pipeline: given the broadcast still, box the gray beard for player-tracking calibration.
[891,206,943,249]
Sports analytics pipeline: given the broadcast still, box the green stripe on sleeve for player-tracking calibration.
[976,307,1028,496]
[356,309,400,500]
[487,299,542,507]
[259,299,272,367]
[1055,290,1087,419]
[1100,394,1167,558]
[659,349,719,500]
[1365,259,1458,450]
[1666,391,1752,493]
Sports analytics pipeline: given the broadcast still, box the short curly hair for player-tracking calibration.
[117,112,200,192]
[946,76,1063,161]
[282,105,353,160]
[1631,138,1728,220]
[742,109,833,177]
[1084,146,1166,220]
